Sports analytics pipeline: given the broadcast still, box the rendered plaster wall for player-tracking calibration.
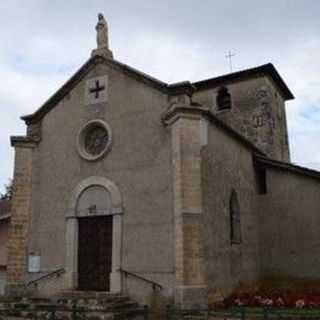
[193,76,290,161]
[202,122,260,300]
[27,61,175,296]
[258,169,320,283]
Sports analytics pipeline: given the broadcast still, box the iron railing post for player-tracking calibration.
[166,305,170,320]
[167,304,175,320]
[72,302,77,320]
[49,310,56,320]
[240,307,246,320]
[143,305,149,320]
[263,307,268,320]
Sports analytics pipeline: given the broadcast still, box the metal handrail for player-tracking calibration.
[26,268,65,288]
[119,268,162,290]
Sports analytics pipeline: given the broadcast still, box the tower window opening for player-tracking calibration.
[217,87,232,110]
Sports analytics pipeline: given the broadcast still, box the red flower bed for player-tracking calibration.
[223,292,320,308]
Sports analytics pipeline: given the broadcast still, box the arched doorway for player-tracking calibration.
[77,186,113,291]
[66,177,123,292]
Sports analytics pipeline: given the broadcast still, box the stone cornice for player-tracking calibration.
[167,81,196,97]
[162,104,208,126]
[10,136,39,148]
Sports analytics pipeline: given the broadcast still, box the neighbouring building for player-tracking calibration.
[6,14,320,308]
[0,200,11,295]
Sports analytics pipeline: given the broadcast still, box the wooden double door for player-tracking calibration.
[78,216,113,291]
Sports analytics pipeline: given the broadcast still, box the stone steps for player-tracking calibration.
[0,292,146,320]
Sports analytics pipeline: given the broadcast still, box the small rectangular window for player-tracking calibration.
[256,167,267,194]
[230,189,241,244]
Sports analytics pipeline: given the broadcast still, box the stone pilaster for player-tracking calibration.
[163,100,208,309]
[6,137,36,295]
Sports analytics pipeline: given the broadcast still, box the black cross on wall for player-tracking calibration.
[89,80,105,99]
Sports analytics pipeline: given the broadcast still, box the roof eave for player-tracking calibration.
[21,55,168,125]
[254,155,320,181]
[193,63,294,101]
[20,61,294,126]
[21,55,99,125]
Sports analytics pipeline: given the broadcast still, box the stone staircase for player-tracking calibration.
[0,292,146,320]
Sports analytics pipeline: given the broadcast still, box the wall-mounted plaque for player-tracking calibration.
[28,254,41,273]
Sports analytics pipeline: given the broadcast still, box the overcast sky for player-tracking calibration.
[0,0,319,193]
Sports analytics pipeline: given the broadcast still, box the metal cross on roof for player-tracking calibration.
[225,51,236,72]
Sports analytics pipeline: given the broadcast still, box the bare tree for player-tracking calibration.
[0,179,13,200]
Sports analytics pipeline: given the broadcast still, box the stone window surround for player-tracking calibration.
[77,120,112,161]
[65,176,123,292]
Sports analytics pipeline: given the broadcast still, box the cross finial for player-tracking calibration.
[225,51,236,72]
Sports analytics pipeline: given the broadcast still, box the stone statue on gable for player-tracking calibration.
[92,13,113,58]
[96,13,109,49]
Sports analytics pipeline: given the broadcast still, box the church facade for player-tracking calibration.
[6,15,320,308]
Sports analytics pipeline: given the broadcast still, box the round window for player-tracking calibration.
[77,120,112,161]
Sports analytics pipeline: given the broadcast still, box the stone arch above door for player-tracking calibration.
[65,176,123,292]
[77,185,112,217]
[67,176,123,217]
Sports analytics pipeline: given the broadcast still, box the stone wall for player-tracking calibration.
[0,222,9,267]
[193,75,290,161]
[6,141,35,294]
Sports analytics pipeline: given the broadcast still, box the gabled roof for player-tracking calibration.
[254,155,320,181]
[21,57,294,125]
[22,55,168,125]
[192,63,294,100]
